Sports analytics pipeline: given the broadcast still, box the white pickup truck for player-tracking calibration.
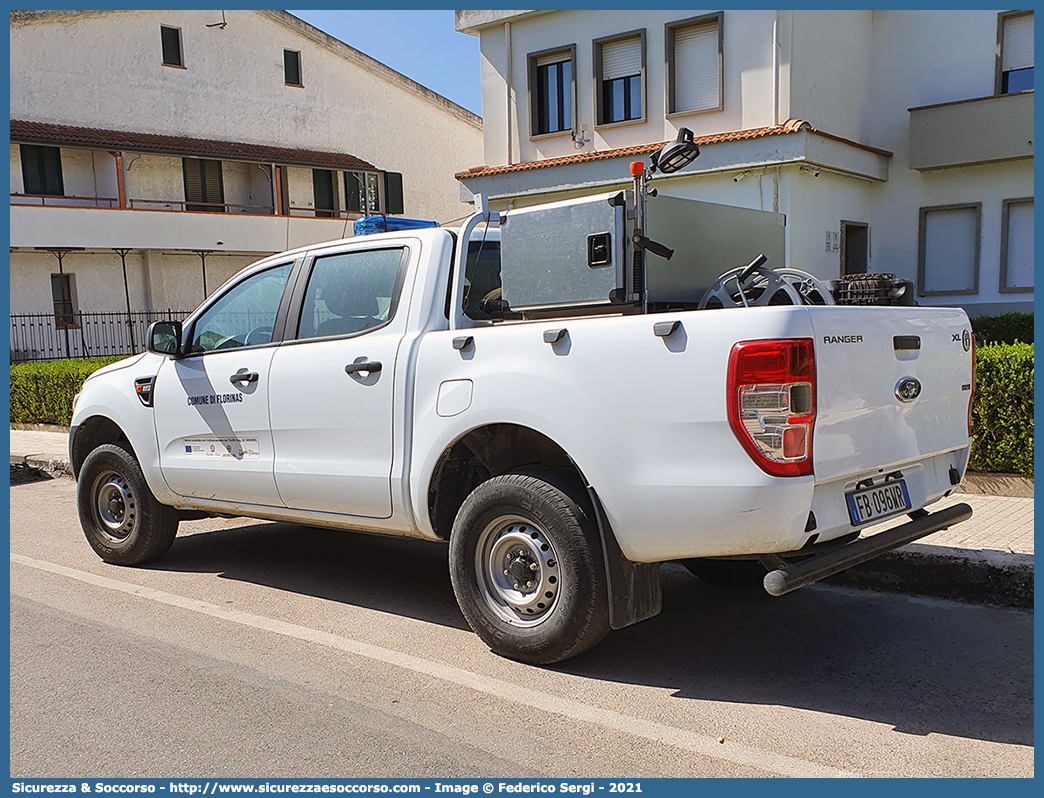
[70,167,975,664]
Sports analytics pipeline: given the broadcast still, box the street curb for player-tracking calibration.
[825,544,1033,609]
[10,452,73,477]
[957,472,1033,498]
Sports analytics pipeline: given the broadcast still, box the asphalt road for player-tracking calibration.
[9,472,1034,778]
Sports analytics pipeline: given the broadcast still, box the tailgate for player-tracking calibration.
[808,306,973,483]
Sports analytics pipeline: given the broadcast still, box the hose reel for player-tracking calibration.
[698,254,836,309]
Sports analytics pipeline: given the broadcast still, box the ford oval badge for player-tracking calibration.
[895,376,922,403]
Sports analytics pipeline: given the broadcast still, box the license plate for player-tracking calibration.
[846,479,912,526]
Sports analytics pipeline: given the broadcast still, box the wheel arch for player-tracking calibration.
[71,414,135,479]
[425,422,591,542]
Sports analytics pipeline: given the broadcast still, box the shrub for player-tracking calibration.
[970,311,1033,345]
[10,356,127,427]
[969,342,1034,475]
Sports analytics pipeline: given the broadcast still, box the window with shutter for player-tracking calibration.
[345,172,364,213]
[667,14,722,115]
[529,48,574,135]
[285,50,302,86]
[51,273,79,329]
[918,204,981,296]
[161,25,183,67]
[20,144,64,196]
[383,172,404,215]
[313,169,334,217]
[1000,12,1033,93]
[1001,198,1033,292]
[596,33,644,125]
[183,158,225,212]
[345,172,385,214]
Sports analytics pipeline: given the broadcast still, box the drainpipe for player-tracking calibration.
[505,21,513,165]
[772,11,780,127]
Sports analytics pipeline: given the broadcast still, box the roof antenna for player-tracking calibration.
[206,10,227,29]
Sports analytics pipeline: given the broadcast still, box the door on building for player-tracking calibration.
[840,221,869,276]
[312,169,335,218]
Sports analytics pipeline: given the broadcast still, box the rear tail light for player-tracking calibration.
[968,332,976,437]
[727,339,816,477]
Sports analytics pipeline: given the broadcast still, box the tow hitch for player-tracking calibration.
[761,503,973,596]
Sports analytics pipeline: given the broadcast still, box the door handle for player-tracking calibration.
[229,371,259,385]
[344,360,382,375]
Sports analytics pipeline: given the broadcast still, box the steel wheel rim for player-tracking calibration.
[475,514,561,627]
[91,469,136,543]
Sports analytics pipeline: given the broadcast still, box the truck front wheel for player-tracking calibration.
[77,443,179,565]
[449,471,610,665]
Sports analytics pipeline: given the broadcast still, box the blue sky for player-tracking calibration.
[288,10,483,116]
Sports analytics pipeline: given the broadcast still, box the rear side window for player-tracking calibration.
[297,248,406,339]
[189,263,292,353]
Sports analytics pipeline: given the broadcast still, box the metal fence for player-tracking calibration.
[11,310,191,363]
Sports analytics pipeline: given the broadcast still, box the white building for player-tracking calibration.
[456,9,1033,318]
[10,9,483,359]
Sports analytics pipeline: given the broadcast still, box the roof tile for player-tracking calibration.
[11,119,377,172]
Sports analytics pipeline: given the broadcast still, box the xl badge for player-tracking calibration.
[895,376,922,403]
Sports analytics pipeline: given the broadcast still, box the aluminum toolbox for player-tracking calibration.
[499,192,628,311]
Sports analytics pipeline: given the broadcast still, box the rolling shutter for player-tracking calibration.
[1004,201,1034,289]
[673,21,719,112]
[601,37,641,80]
[1003,14,1033,72]
[922,207,978,293]
[285,50,302,85]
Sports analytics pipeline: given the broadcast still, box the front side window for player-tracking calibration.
[667,13,722,115]
[530,49,574,135]
[20,144,64,196]
[161,25,183,67]
[189,263,292,353]
[596,32,645,125]
[298,248,405,339]
[918,204,981,296]
[999,12,1033,93]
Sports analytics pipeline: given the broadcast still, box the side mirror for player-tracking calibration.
[146,320,183,357]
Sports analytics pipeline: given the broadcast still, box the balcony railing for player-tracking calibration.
[11,193,365,218]
[10,310,190,363]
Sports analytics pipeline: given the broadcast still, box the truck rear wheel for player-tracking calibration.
[77,443,179,565]
[449,471,610,665]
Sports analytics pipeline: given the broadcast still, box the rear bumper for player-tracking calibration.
[761,502,973,596]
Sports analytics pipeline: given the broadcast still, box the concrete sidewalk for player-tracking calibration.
[11,427,1033,608]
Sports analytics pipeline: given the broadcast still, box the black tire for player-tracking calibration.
[77,442,179,565]
[449,471,610,665]
[680,558,767,589]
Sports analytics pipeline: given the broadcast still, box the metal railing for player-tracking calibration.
[10,310,190,363]
[11,193,363,218]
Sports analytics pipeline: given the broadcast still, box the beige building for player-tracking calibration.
[456,9,1033,318]
[10,9,483,360]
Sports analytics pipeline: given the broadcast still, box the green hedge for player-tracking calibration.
[969,342,1034,475]
[10,356,126,427]
[971,311,1033,345]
